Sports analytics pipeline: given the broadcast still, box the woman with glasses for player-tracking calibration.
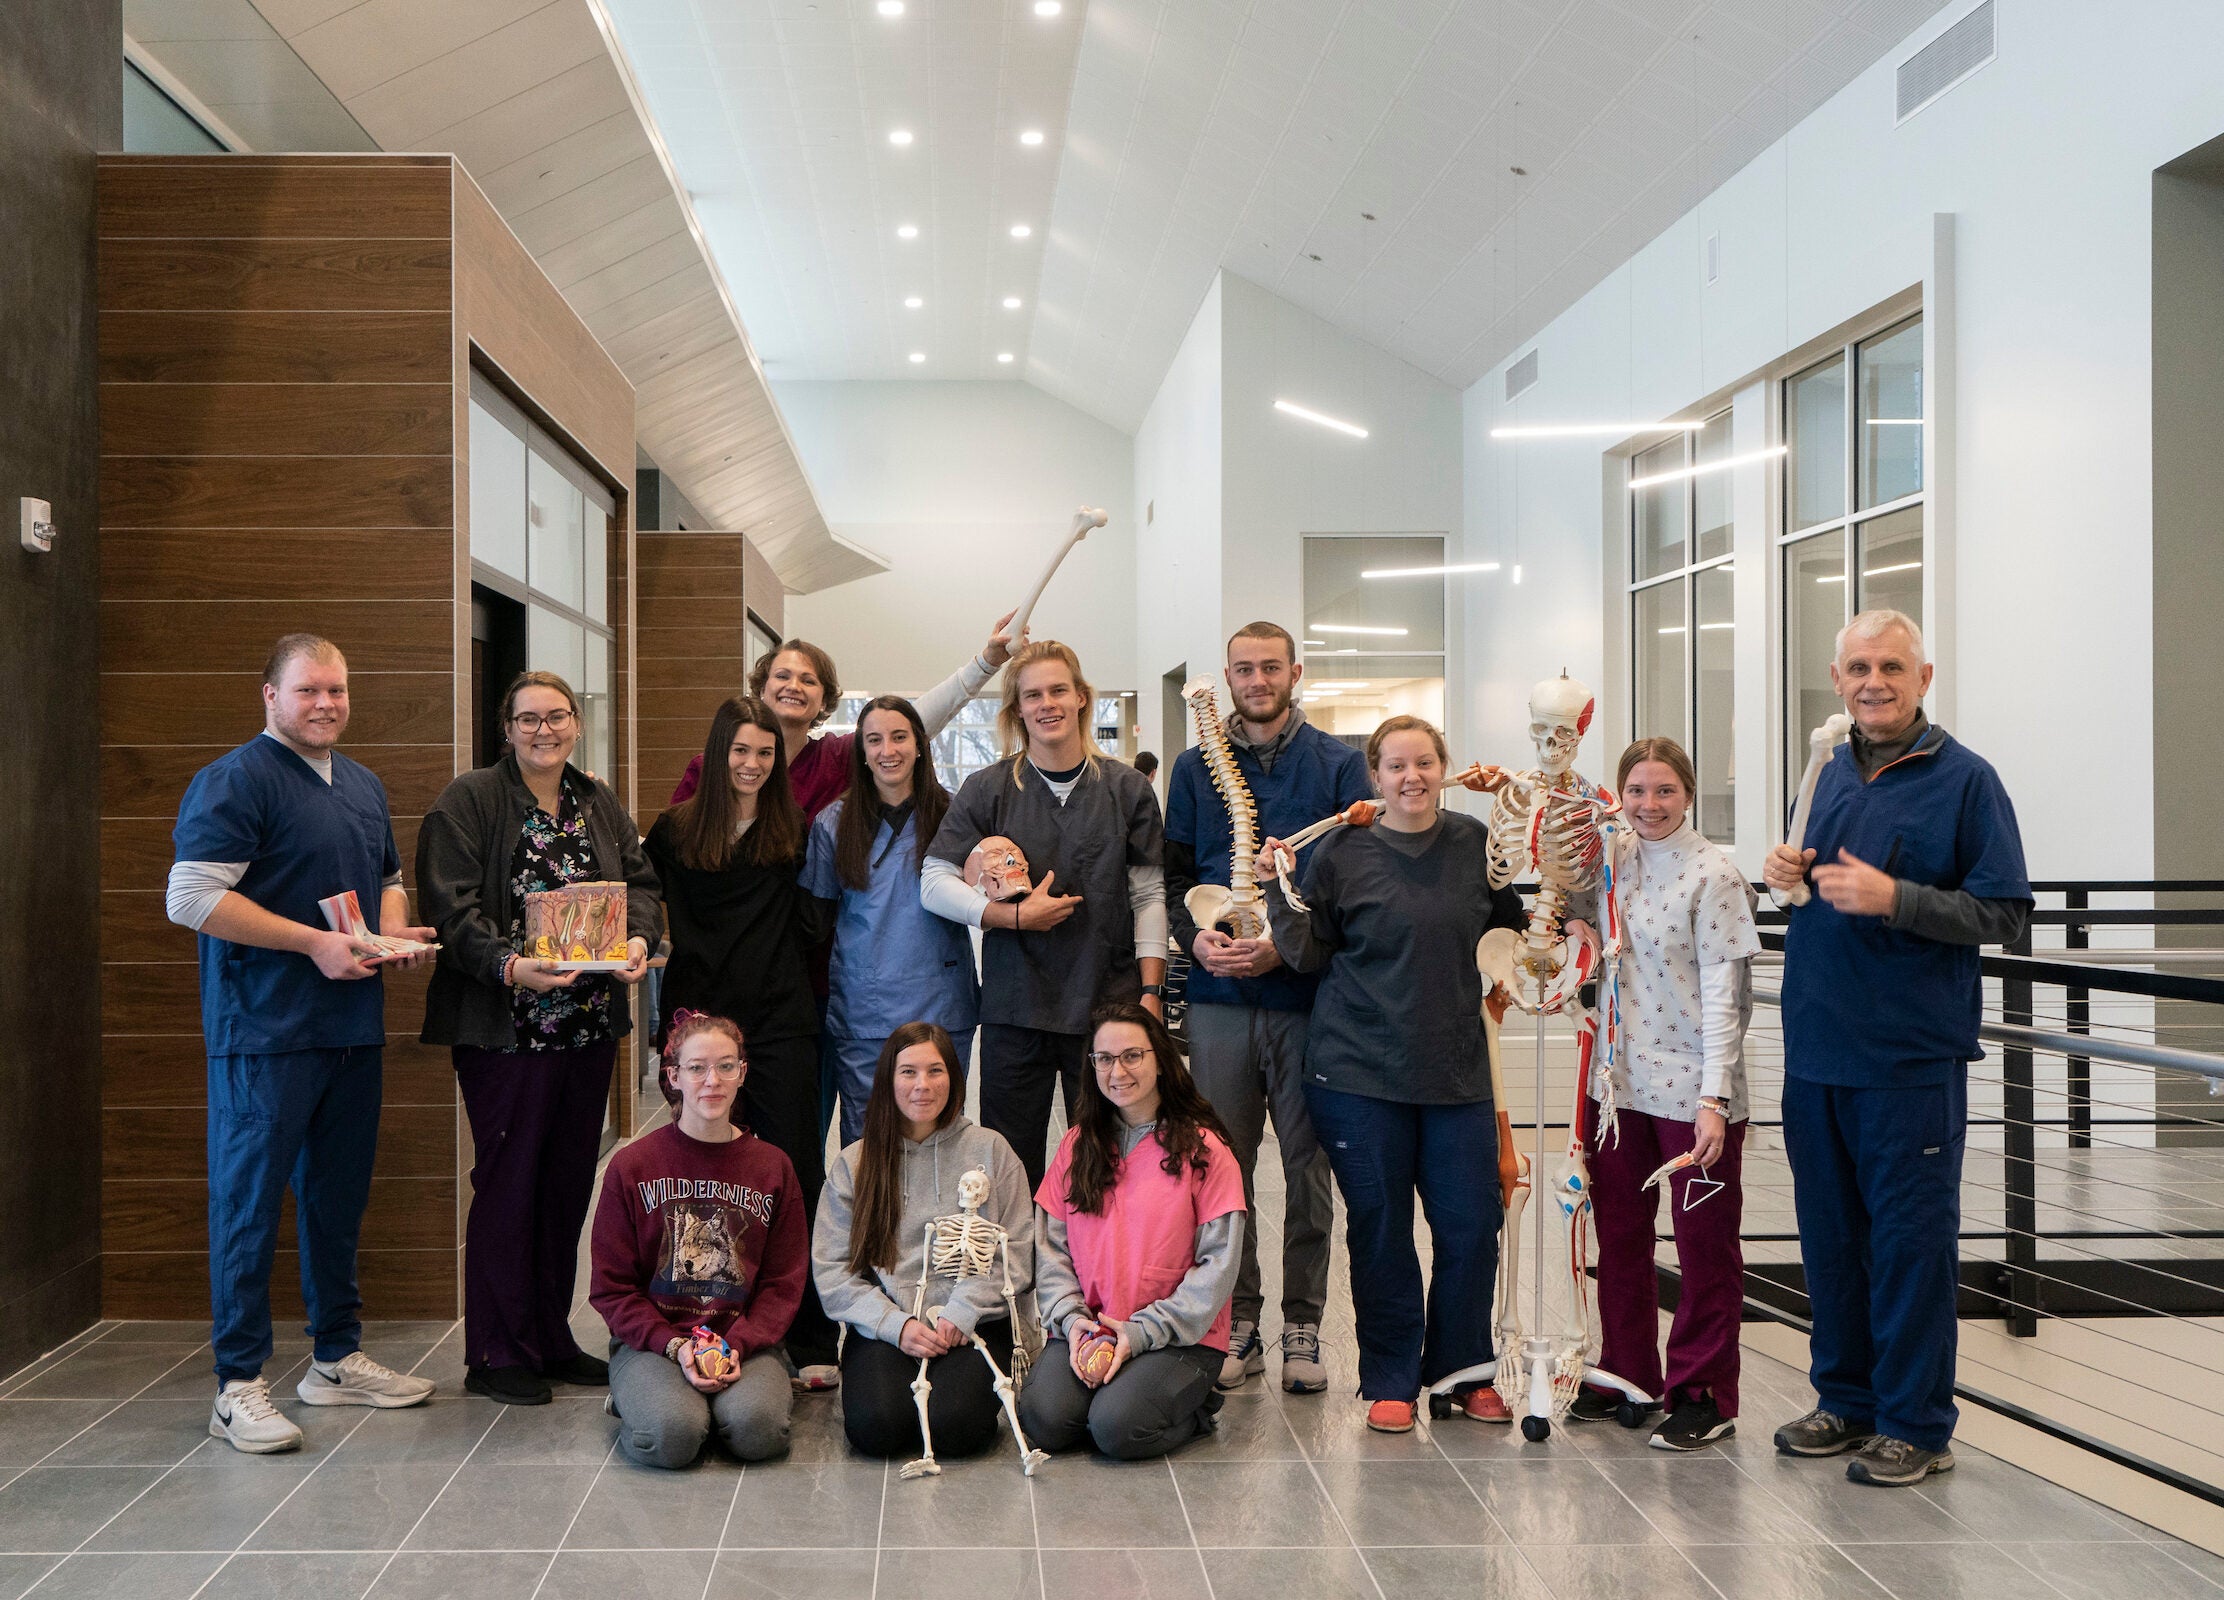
[1016,1003,1244,1461]
[646,696,843,1388]
[417,671,660,1406]
[590,1010,807,1467]
[811,1021,1032,1461]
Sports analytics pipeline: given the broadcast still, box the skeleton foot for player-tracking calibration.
[902,1361,937,1481]
[1019,1447,1049,1477]
[977,1340,1048,1477]
[899,1455,942,1480]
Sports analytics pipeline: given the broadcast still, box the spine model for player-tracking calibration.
[1180,677,1266,939]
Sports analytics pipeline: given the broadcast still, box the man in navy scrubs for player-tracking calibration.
[1763,609,2030,1487]
[166,634,439,1452]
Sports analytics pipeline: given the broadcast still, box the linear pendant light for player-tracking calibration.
[1627,445,1787,490]
[1491,421,1705,439]
[1274,399,1369,439]
[1361,562,1500,579]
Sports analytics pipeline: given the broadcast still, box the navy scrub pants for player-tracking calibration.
[1781,1068,1967,1451]
[1304,1084,1500,1401]
[207,1045,382,1386]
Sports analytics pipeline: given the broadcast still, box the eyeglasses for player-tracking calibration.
[511,709,576,732]
[677,1057,746,1079]
[1087,1047,1152,1072]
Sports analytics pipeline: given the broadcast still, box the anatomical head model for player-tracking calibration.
[964,836,1032,901]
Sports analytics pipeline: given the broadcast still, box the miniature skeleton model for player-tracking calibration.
[964,837,1033,901]
[900,1168,1048,1481]
[1007,506,1110,642]
[1180,677,1266,939]
[1458,675,1650,1439]
[1773,714,1853,909]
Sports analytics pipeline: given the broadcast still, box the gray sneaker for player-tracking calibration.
[1772,1407,1876,1457]
[1279,1324,1327,1394]
[1218,1320,1265,1391]
[1847,1435,1955,1487]
[211,1376,304,1454]
[296,1351,435,1409]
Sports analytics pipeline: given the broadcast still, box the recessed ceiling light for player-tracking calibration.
[1002,296,1022,309]
[904,296,923,308]
[896,224,919,239]
[1033,0,1061,14]
[1009,223,1032,239]
[909,351,926,363]
[876,0,903,13]
[888,128,913,146]
[997,352,1015,363]
[1020,129,1044,146]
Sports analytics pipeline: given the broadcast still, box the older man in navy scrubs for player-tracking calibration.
[166,634,440,1452]
[1763,609,2030,1488]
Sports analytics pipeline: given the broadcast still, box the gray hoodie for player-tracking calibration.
[813,1116,1035,1346]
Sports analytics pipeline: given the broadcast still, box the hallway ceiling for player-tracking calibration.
[604,0,1952,430]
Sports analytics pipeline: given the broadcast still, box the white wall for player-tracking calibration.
[1463,0,2224,878]
[778,379,1137,699]
[1132,277,1224,761]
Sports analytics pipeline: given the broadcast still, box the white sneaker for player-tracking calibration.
[1280,1323,1328,1394]
[790,1363,840,1394]
[211,1377,304,1454]
[296,1351,435,1409]
[1218,1320,1266,1391]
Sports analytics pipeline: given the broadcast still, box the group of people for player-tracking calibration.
[166,601,2023,1495]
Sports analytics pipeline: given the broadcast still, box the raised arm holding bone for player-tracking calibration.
[1007,506,1110,643]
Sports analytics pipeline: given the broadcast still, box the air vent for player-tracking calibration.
[1896,1,1994,125]
[1505,349,1540,402]
[1704,232,1721,285]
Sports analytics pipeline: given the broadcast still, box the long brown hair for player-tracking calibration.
[846,1022,965,1275]
[833,696,951,893]
[748,639,840,727]
[997,639,1102,784]
[666,696,806,871]
[1615,736,1698,799]
[1064,1003,1231,1216]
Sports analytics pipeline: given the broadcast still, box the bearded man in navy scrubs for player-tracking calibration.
[1763,609,2030,1488]
[166,634,440,1453]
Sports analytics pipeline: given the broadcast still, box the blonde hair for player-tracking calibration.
[998,640,1103,784]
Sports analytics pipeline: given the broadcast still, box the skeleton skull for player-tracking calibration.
[1528,673,1595,777]
[964,836,1033,900]
[957,1167,990,1212]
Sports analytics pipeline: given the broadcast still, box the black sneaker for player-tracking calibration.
[1650,1398,1735,1452]
[1847,1435,1955,1487]
[466,1363,552,1406]
[1772,1407,1875,1457]
[1567,1387,1622,1423]
[541,1351,609,1386]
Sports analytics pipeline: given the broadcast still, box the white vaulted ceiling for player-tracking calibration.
[608,0,1950,430]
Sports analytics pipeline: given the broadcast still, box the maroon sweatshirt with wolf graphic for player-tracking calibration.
[589,1122,808,1359]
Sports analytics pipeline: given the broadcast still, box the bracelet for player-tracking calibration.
[501,953,518,987]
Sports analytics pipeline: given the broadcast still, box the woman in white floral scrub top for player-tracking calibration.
[1569,738,1760,1453]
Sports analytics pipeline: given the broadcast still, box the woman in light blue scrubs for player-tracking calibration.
[803,696,981,1144]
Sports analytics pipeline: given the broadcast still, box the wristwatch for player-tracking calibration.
[1140,983,1166,999]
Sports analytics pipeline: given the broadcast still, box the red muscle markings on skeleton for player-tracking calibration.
[963,837,1033,902]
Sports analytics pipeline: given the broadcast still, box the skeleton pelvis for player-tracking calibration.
[1185,883,1264,938]
[1478,926,1584,1015]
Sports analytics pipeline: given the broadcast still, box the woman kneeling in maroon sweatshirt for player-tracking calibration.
[590,1010,807,1467]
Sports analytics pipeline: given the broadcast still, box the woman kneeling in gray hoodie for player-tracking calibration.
[813,1022,1035,1459]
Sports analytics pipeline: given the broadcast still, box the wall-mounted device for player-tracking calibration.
[20,498,55,554]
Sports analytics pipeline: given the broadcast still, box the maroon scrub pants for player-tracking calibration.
[1588,1106,1747,1417]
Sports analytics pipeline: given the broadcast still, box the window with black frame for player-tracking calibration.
[1627,410,1736,843]
[1779,315,1925,800]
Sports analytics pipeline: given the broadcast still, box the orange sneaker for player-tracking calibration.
[1457,1386,1513,1424]
[1366,1399,1418,1433]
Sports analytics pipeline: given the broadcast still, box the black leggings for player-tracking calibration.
[738,1033,840,1367]
[840,1319,1016,1459]
[1017,1341,1220,1460]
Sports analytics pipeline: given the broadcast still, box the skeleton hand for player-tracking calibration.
[1012,870,1082,932]
[983,607,1022,669]
[1809,848,1896,917]
[1762,844,1815,896]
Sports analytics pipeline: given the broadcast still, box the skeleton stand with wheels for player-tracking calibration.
[1460,673,1650,1440]
[899,1168,1049,1480]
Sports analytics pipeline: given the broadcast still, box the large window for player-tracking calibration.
[1627,411,1735,842]
[469,375,618,780]
[1780,315,1925,797]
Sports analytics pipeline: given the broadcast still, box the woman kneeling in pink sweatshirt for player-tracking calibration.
[590,1010,809,1467]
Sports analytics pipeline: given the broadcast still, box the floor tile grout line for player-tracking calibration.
[1431,1426,1563,1595]
[0,1324,121,1403]
[526,1431,623,1599]
[698,1454,748,1600]
[1024,1451,1045,1598]
[8,1333,212,1481]
[1162,1455,1220,1600]
[1281,1392,1386,1600]
[868,1457,888,1600]
[1565,1434,1737,1600]
[180,1324,463,1600]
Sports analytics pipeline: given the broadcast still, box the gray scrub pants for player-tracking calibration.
[606,1341,792,1468]
[1184,1003,1332,1327]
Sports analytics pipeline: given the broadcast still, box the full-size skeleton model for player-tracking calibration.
[1180,677,1266,939]
[900,1168,1049,1480]
[1457,674,1647,1438]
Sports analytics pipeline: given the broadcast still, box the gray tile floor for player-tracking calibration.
[6,1105,2222,1600]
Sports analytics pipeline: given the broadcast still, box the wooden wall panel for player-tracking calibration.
[635,530,754,826]
[98,152,636,1325]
